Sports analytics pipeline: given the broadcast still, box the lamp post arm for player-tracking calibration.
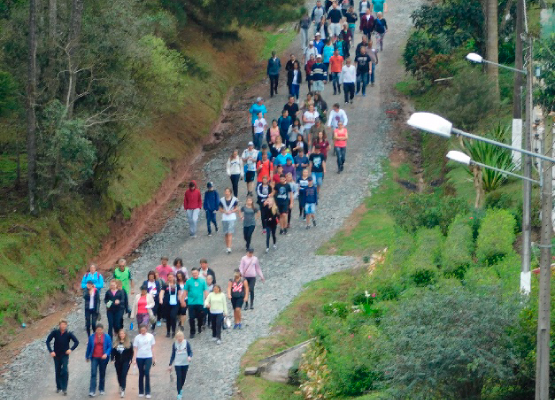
[470,160,541,185]
[452,128,555,164]
[481,58,527,75]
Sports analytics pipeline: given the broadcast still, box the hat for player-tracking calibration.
[307,176,313,181]
[309,40,314,45]
[316,54,322,58]
[256,96,263,102]
[315,32,321,36]
[248,141,254,146]
[247,248,254,253]
[207,181,213,188]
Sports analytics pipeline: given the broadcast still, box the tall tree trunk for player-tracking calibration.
[26,0,38,214]
[66,0,83,119]
[486,0,500,98]
[45,0,58,98]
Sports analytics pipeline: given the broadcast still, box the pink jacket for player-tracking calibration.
[239,256,264,280]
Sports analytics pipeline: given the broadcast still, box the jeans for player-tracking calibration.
[206,210,218,235]
[266,224,277,248]
[343,82,355,102]
[331,72,341,93]
[243,225,255,250]
[253,133,264,150]
[211,313,224,340]
[269,74,279,96]
[54,355,69,391]
[188,304,204,335]
[245,277,256,306]
[136,358,152,395]
[370,63,376,84]
[356,72,369,95]
[186,208,200,236]
[89,357,108,393]
[115,360,131,391]
[166,304,179,335]
[335,146,346,169]
[300,28,309,50]
[230,174,240,197]
[107,309,123,339]
[85,309,98,336]
[290,83,300,99]
[175,365,189,394]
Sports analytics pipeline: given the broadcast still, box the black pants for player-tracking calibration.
[343,82,355,103]
[136,358,152,395]
[107,309,123,338]
[54,355,69,391]
[243,225,255,250]
[151,302,159,330]
[85,309,98,336]
[175,365,189,394]
[299,195,306,218]
[166,304,179,335]
[266,223,277,248]
[246,277,256,306]
[115,361,131,391]
[230,174,241,197]
[287,209,292,225]
[211,313,224,340]
[188,304,204,335]
[269,74,279,96]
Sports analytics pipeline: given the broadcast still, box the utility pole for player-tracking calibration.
[512,0,524,165]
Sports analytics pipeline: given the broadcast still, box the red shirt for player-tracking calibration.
[314,140,330,158]
[257,159,274,183]
[272,174,282,185]
[156,265,174,282]
[334,128,348,148]
[137,296,148,314]
[329,56,344,73]
[92,334,104,358]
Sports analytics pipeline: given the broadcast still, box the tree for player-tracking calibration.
[485,0,500,97]
[65,0,84,119]
[26,0,37,214]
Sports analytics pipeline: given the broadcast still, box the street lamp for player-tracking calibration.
[466,52,527,74]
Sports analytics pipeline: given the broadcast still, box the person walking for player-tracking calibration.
[183,267,208,338]
[313,32,325,54]
[294,148,310,182]
[311,0,326,35]
[131,284,155,329]
[355,34,369,57]
[355,45,372,96]
[46,318,79,396]
[168,331,193,400]
[84,280,101,336]
[340,58,356,104]
[287,61,303,100]
[105,279,125,339]
[304,177,319,228]
[329,49,344,95]
[297,168,310,220]
[310,55,328,93]
[176,271,188,330]
[111,329,133,398]
[81,264,104,295]
[227,270,249,329]
[283,95,300,122]
[360,8,375,38]
[156,256,173,283]
[239,249,265,310]
[203,181,220,236]
[86,324,112,397]
[334,121,349,172]
[132,324,156,399]
[274,174,293,235]
[309,144,327,192]
[345,5,358,39]
[322,39,334,71]
[327,103,348,131]
[267,51,281,97]
[248,97,267,145]
[372,0,386,15]
[226,149,243,199]
[199,258,217,284]
[316,15,329,41]
[303,104,320,141]
[359,0,372,30]
[114,258,134,301]
[313,129,331,158]
[374,12,388,51]
[303,41,319,66]
[204,285,228,344]
[262,197,279,251]
[278,109,292,144]
[299,12,311,50]
[160,273,182,338]
[143,271,161,332]
[240,196,259,251]
[242,141,260,194]
[285,54,297,73]
[327,1,343,37]
[183,180,202,238]
[368,39,379,86]
[219,187,239,254]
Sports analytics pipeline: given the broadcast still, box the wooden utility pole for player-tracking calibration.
[486,0,500,97]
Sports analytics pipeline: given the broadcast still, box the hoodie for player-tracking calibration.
[203,188,220,212]
[184,180,202,210]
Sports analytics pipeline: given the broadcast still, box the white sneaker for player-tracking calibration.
[226,248,231,254]
[146,395,152,399]
[216,340,222,345]
[139,395,144,398]
[273,244,277,249]
[120,390,125,398]
[211,337,218,341]
[89,394,96,398]
[99,391,105,396]
[265,248,269,253]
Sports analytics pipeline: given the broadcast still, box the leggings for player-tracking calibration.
[245,277,256,306]
[243,225,255,250]
[266,223,277,248]
[175,365,189,394]
[230,174,240,197]
[136,358,152,395]
[114,361,131,391]
[166,304,179,335]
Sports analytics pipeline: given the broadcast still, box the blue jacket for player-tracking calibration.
[203,189,220,212]
[86,333,112,359]
[81,272,104,290]
[267,57,281,76]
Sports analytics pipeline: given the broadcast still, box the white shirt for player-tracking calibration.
[253,118,267,134]
[220,196,238,221]
[293,70,299,85]
[89,291,95,310]
[304,47,318,64]
[303,110,319,131]
[133,333,155,359]
[147,281,158,296]
[226,156,243,176]
[242,149,259,171]
[340,65,357,83]
[326,109,349,128]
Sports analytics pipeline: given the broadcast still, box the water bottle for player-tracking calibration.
[130,322,134,331]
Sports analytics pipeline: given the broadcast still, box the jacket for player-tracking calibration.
[104,289,125,312]
[360,14,375,32]
[81,272,104,290]
[183,180,202,210]
[83,288,101,313]
[46,329,79,357]
[311,5,326,22]
[86,333,112,360]
[203,189,220,212]
[267,57,281,76]
[142,280,161,298]
[130,293,155,319]
[111,342,134,364]
[287,69,303,86]
[310,62,328,82]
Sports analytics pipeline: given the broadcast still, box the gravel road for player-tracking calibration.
[0,0,422,398]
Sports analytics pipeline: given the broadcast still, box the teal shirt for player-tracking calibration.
[323,45,334,63]
[372,0,385,13]
[249,104,267,124]
[184,277,208,306]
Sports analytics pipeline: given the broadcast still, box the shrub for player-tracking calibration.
[492,251,521,295]
[443,215,475,278]
[476,209,516,265]
[378,286,522,399]
[403,227,443,286]
[322,301,349,319]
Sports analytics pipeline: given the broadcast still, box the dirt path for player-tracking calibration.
[0,0,421,398]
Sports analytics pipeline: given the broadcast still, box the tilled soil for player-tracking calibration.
[0,0,423,397]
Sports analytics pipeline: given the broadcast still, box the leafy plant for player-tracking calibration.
[443,215,475,278]
[475,208,516,265]
[403,227,444,286]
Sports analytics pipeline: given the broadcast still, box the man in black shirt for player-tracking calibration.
[46,319,80,395]
[283,96,300,122]
[309,144,327,193]
[285,54,297,72]
[327,2,343,37]
[355,46,372,96]
[355,35,369,58]
[275,174,293,235]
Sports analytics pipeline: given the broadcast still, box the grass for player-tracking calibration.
[259,27,298,61]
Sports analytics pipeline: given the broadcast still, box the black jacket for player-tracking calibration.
[46,329,79,357]
[104,289,125,312]
[198,267,217,284]
[287,69,303,86]
[143,280,162,298]
[161,284,182,307]
[111,342,134,365]
[83,288,101,313]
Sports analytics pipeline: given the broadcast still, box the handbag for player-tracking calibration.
[148,308,156,325]
[224,316,232,329]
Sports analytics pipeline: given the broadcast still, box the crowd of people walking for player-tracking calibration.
[45,0,387,397]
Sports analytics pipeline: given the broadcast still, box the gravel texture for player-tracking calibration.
[0,0,422,397]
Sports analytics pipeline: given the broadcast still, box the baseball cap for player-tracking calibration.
[207,181,213,188]
[248,141,254,146]
[315,32,321,36]
[307,176,313,181]
[247,248,254,253]
[256,96,263,102]
[309,40,314,45]
[317,54,322,58]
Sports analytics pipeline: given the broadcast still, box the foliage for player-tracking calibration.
[462,124,516,192]
[403,227,443,286]
[378,286,523,399]
[0,70,18,117]
[475,208,516,265]
[535,33,555,113]
[388,192,468,235]
[403,31,454,81]
[442,215,475,278]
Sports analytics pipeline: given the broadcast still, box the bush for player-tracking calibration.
[476,209,516,266]
[403,227,443,286]
[443,216,475,278]
[388,192,468,235]
[378,286,523,399]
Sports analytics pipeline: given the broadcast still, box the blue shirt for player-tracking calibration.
[249,104,267,125]
[372,0,385,12]
[323,45,335,63]
[314,40,325,55]
[294,155,309,178]
[274,153,294,166]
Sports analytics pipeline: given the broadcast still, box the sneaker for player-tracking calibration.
[89,394,96,398]
[120,390,125,398]
[233,324,238,329]
[171,333,175,338]
[371,82,375,86]
[216,340,222,345]
[333,91,337,95]
[190,333,195,339]
[306,225,310,229]
[226,248,231,254]
[166,332,170,338]
[273,244,277,249]
[156,321,162,327]
[100,391,105,396]
[138,395,144,399]
[345,101,349,104]
[362,94,366,97]
[215,226,219,232]
[63,392,68,396]
[313,219,317,227]
[250,305,254,310]
[211,337,218,341]
[56,390,61,394]
[177,395,182,400]
[266,248,269,253]
[244,302,249,310]
[208,233,212,237]
[238,323,242,329]
[146,395,152,399]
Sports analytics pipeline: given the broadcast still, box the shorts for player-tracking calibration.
[222,220,235,234]
[305,203,317,215]
[179,305,187,316]
[277,202,289,214]
[312,80,325,92]
[311,172,324,187]
[245,171,256,183]
[231,296,244,309]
